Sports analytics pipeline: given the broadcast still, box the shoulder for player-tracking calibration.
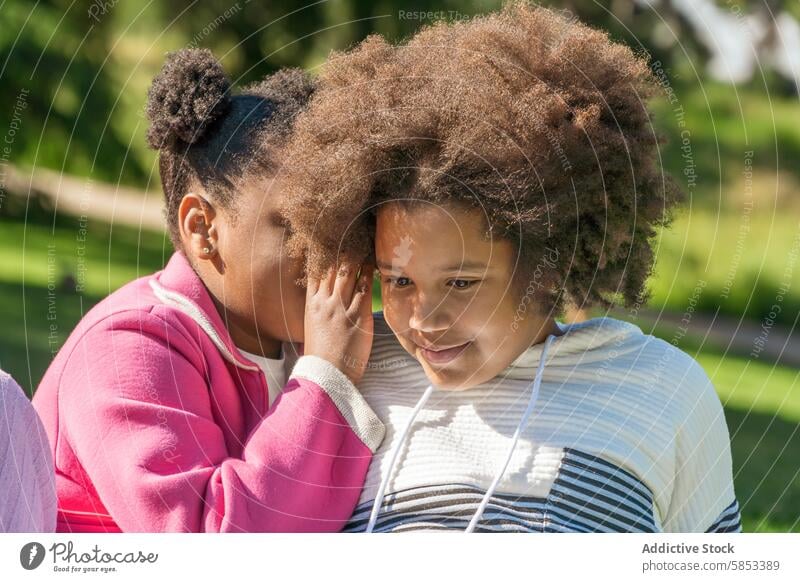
[573,318,721,423]
[61,272,208,362]
[630,332,725,433]
[0,371,35,421]
[584,317,713,390]
[60,273,161,339]
[366,311,419,374]
[0,371,50,460]
[49,302,212,419]
[52,293,209,402]
[61,304,201,367]
[637,333,716,394]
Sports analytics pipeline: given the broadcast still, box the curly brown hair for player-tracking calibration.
[280,1,683,316]
[145,48,315,249]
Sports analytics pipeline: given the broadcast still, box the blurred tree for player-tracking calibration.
[0,0,149,185]
[1,0,798,189]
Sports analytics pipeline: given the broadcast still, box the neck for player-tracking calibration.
[229,324,283,359]
[529,316,564,346]
[500,316,563,373]
[193,258,284,359]
[207,291,283,359]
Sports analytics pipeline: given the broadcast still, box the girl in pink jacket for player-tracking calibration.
[32,49,384,533]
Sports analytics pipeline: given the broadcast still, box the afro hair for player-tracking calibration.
[279,1,683,316]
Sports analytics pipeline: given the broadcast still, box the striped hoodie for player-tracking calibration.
[346,313,742,533]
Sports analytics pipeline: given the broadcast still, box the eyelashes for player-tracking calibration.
[383,276,411,288]
[382,277,479,290]
[449,279,478,290]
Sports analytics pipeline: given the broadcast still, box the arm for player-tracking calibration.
[0,372,57,533]
[60,312,383,532]
[662,361,742,533]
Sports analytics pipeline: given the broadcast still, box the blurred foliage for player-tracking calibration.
[1,0,798,324]
[0,0,504,185]
[2,0,798,189]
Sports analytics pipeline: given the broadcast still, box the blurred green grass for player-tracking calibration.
[0,216,170,390]
[653,82,800,201]
[647,209,800,327]
[645,82,800,329]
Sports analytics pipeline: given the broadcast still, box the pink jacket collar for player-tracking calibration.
[150,252,260,372]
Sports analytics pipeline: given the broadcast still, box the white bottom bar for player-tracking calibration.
[1,533,797,581]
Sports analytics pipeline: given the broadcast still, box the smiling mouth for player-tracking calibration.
[417,341,472,365]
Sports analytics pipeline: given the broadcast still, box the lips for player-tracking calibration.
[418,341,472,365]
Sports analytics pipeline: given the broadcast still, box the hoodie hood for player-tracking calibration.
[503,316,645,379]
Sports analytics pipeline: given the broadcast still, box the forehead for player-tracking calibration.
[375,202,509,268]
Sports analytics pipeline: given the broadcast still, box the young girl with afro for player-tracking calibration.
[281,2,742,533]
[32,49,384,532]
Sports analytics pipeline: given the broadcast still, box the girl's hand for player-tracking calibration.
[303,262,375,385]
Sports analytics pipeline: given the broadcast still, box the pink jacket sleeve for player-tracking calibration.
[58,310,384,532]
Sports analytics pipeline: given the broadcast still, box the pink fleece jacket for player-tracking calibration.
[32,251,385,533]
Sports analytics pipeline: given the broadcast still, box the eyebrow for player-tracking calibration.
[376,260,490,271]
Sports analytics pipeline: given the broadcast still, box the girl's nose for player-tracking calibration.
[408,292,452,334]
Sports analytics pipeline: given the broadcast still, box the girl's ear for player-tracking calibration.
[178,192,219,262]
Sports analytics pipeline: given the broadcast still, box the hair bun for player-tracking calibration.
[145,48,231,149]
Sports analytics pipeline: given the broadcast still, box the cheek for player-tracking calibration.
[276,262,306,304]
[247,252,290,298]
[462,285,517,338]
[490,284,521,321]
[280,254,303,284]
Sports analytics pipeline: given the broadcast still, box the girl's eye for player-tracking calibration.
[384,276,412,288]
[449,279,478,289]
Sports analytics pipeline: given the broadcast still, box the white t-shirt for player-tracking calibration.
[239,347,287,408]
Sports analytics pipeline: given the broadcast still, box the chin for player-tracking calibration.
[274,322,304,344]
[419,365,481,391]
[286,327,305,344]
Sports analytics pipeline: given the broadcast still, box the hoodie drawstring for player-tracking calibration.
[365,383,435,533]
[365,333,556,533]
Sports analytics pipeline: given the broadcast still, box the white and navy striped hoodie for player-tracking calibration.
[345,313,742,533]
